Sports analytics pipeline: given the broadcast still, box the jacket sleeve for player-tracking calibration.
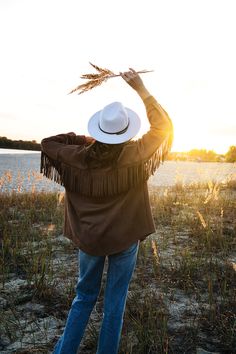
[118,95,174,166]
[40,132,86,161]
[40,132,88,181]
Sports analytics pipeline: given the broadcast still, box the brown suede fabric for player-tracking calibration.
[40,95,173,255]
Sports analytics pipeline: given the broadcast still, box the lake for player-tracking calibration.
[0,149,235,193]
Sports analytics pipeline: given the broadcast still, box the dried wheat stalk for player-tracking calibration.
[68,62,153,95]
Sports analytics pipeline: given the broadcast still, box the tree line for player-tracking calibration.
[168,146,236,162]
[0,136,236,162]
[0,137,41,151]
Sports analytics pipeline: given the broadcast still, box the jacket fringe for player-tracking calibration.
[40,133,173,197]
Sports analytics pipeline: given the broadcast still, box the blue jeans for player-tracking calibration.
[52,241,139,354]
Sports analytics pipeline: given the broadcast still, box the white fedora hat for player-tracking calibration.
[87,101,141,144]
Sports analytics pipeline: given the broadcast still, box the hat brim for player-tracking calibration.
[88,107,141,144]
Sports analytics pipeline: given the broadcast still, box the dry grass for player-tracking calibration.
[0,177,235,353]
[68,62,153,94]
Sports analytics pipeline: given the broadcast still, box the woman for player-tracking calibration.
[40,68,173,354]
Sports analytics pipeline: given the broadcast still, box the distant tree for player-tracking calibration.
[225,146,236,162]
[188,149,218,162]
[0,136,41,151]
[167,149,224,162]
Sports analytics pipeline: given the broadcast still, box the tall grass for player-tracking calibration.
[0,174,235,353]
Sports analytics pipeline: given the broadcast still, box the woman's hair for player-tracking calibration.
[85,141,127,168]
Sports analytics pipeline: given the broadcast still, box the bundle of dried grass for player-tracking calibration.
[68,62,153,95]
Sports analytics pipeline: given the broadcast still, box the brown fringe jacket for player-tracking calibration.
[40,95,173,255]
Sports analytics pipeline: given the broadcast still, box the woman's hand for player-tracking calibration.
[85,136,95,145]
[120,68,145,92]
[120,68,151,100]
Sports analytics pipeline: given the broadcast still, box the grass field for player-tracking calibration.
[0,178,235,353]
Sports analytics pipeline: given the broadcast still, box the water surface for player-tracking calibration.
[0,149,235,193]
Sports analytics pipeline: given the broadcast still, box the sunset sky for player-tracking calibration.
[0,0,235,154]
